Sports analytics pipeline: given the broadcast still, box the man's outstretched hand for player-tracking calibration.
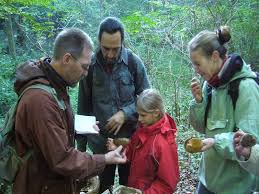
[105,145,127,164]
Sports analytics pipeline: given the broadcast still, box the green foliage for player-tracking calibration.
[0,55,17,126]
[69,86,79,114]
[0,0,53,19]
[2,0,51,5]
[123,12,157,34]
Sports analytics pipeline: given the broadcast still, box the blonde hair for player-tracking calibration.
[137,89,165,114]
[188,26,231,59]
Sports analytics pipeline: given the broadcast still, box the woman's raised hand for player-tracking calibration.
[191,77,203,103]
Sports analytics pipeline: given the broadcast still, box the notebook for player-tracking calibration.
[74,115,98,134]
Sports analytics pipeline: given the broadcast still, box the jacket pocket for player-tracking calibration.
[207,119,227,131]
[92,75,109,103]
[114,72,135,104]
[40,179,70,194]
[144,153,157,177]
[207,88,229,131]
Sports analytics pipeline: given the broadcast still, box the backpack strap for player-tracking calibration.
[228,73,259,110]
[1,84,65,137]
[228,79,242,132]
[127,50,137,86]
[204,81,239,131]
[254,72,259,85]
[205,74,258,132]
[228,78,242,110]
[0,84,66,183]
[18,84,66,160]
[21,84,66,110]
[204,83,212,126]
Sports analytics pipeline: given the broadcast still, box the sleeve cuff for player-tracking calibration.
[237,145,257,164]
[92,154,106,174]
[122,106,135,121]
[214,133,236,159]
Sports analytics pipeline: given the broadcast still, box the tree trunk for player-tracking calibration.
[4,15,16,59]
[99,0,104,18]
[16,15,26,48]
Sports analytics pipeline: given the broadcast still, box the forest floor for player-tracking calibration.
[174,127,201,194]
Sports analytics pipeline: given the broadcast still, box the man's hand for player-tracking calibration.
[234,131,251,160]
[104,146,127,164]
[135,188,142,194]
[105,111,125,135]
[93,121,100,133]
[191,77,203,103]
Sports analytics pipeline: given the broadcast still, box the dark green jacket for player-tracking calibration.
[78,47,150,153]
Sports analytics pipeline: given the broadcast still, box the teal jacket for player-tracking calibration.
[189,57,259,194]
[237,144,259,177]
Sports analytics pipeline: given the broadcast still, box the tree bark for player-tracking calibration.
[99,0,104,18]
[4,15,16,59]
[16,15,26,48]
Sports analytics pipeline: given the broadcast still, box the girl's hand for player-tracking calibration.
[106,138,117,151]
[191,77,203,103]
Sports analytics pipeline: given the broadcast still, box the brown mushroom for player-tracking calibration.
[240,134,256,147]
[184,137,203,153]
[113,138,130,147]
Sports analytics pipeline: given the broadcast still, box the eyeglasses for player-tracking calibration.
[70,54,89,71]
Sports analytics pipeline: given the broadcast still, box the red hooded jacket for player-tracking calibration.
[126,113,179,194]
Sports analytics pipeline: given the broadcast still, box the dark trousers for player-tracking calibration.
[76,134,88,152]
[195,182,215,194]
[99,163,130,193]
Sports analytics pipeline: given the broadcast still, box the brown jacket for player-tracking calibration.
[12,59,105,194]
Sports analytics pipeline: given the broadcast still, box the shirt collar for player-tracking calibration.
[92,46,128,66]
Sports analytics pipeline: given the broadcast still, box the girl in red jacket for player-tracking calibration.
[107,89,180,194]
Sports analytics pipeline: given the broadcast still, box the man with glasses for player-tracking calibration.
[12,28,127,194]
[77,17,150,192]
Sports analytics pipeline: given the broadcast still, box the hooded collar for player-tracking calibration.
[136,113,177,145]
[40,58,69,97]
[14,58,69,99]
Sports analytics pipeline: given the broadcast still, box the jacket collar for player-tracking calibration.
[92,46,128,66]
[137,113,176,144]
[39,58,69,98]
[14,57,68,98]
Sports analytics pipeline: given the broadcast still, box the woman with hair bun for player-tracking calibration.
[188,26,259,194]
